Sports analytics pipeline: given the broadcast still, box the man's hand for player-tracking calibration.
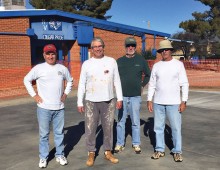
[33,95,43,104]
[61,93,67,102]
[179,102,187,112]
[116,101,122,109]
[141,86,144,95]
[78,106,84,114]
[147,101,153,113]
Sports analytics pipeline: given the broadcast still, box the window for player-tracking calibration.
[12,0,24,6]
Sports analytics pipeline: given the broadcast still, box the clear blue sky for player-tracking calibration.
[105,0,210,35]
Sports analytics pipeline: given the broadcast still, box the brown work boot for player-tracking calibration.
[104,151,119,164]
[86,152,95,166]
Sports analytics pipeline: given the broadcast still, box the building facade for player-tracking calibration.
[0,0,26,10]
[0,9,170,98]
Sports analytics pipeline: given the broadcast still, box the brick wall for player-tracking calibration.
[0,18,31,98]
[0,66,32,98]
[1,17,218,99]
[68,40,81,88]
[69,40,81,62]
[94,28,128,59]
[0,18,31,69]
[0,18,29,33]
[0,35,31,68]
[93,29,160,60]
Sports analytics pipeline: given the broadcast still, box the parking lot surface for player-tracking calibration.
[0,89,220,170]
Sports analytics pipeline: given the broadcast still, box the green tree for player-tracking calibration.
[179,0,220,38]
[179,0,220,57]
[29,0,113,19]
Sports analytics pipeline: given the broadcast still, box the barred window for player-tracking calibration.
[12,0,24,6]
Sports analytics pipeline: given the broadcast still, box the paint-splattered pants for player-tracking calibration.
[84,99,116,152]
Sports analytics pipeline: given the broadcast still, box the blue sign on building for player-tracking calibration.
[47,20,62,31]
[42,34,64,40]
[31,19,75,40]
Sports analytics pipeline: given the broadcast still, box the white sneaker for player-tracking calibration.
[39,159,47,168]
[132,145,142,154]
[56,156,68,166]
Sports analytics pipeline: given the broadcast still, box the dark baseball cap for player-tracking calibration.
[125,37,137,46]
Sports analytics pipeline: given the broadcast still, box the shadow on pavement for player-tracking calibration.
[47,121,85,163]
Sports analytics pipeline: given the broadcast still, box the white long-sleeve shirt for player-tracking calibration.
[24,62,73,110]
[77,56,123,106]
[147,58,189,105]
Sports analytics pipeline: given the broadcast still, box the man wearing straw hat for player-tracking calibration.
[147,39,189,162]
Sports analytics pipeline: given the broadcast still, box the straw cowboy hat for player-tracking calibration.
[157,40,174,52]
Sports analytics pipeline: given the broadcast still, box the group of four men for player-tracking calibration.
[24,37,189,168]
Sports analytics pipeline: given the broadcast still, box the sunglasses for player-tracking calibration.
[158,48,171,53]
[126,44,136,48]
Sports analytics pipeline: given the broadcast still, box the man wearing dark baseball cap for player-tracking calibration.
[124,37,137,47]
[115,37,151,154]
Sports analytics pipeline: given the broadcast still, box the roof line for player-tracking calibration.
[0,9,170,37]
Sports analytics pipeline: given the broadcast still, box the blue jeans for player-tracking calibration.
[116,96,141,146]
[37,107,65,159]
[153,103,182,153]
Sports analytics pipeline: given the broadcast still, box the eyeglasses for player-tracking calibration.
[126,44,136,48]
[158,48,171,53]
[92,45,103,49]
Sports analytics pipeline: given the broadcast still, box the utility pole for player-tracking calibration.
[147,21,150,29]
[143,20,150,29]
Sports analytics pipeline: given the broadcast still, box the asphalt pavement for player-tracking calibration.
[0,89,220,170]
